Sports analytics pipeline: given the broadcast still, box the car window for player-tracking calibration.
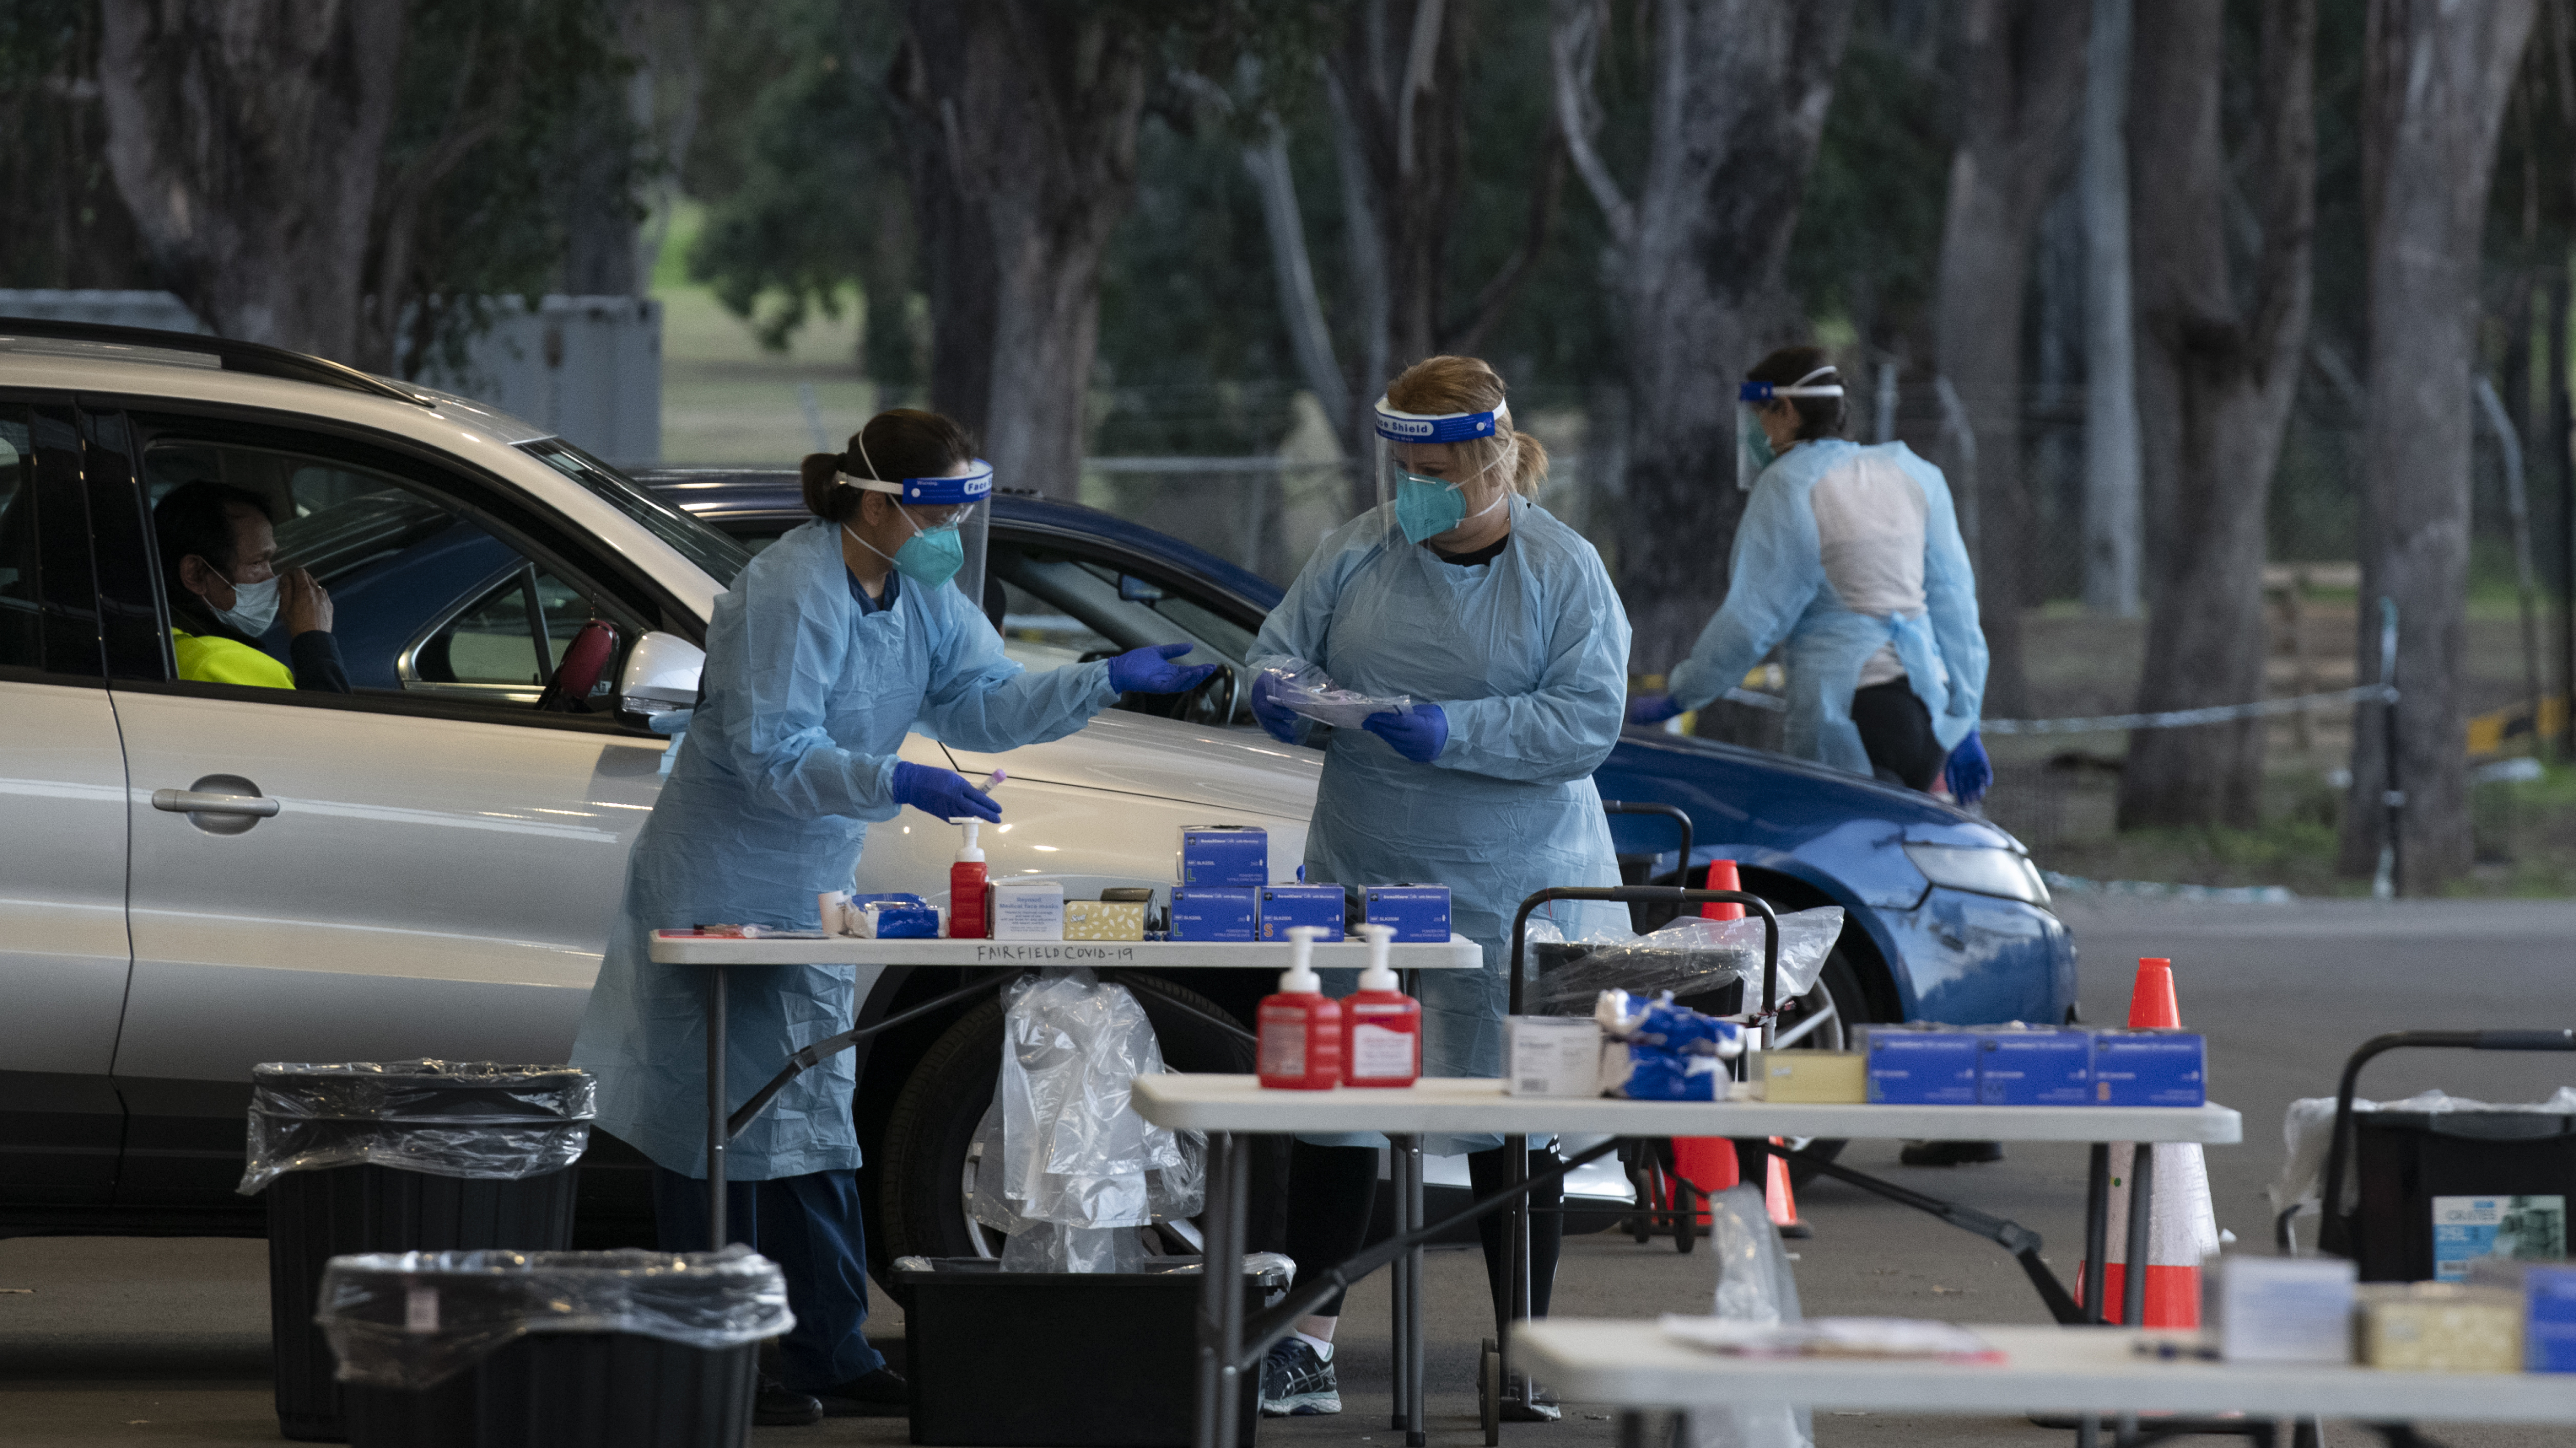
[519,439,750,587]
[995,575,1116,671]
[136,437,636,708]
[0,409,37,668]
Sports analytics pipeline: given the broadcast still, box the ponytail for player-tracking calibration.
[802,409,980,525]
[801,453,857,523]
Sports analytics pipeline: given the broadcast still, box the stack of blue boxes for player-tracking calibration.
[1166,826,1452,944]
[1863,1024,2206,1107]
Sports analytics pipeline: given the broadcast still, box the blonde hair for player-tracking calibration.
[1384,354,1549,497]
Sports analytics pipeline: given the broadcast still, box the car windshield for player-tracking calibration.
[519,439,750,587]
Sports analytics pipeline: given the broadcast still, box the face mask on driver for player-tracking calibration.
[209,571,280,637]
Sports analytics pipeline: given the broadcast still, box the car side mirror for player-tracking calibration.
[617,630,704,732]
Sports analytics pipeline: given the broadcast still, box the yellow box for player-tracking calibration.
[1064,900,1147,941]
[1758,1051,1866,1103]
[2356,1284,2522,1372]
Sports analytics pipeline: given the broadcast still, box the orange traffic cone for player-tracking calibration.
[1763,1138,1810,1237]
[1700,859,1745,920]
[1662,861,1749,1228]
[2080,957,2218,1325]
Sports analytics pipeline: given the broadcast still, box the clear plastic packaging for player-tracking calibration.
[994,970,1198,1272]
[237,1060,595,1196]
[1688,1184,1814,1448]
[1529,907,1845,1013]
[1249,655,1411,730]
[314,1245,792,1391]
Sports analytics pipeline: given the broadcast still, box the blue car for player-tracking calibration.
[639,470,2078,1064]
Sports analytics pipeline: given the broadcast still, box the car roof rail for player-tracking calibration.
[0,316,436,408]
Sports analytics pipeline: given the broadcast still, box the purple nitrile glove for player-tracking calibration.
[1627,693,1682,725]
[1248,668,1302,743]
[891,760,1001,823]
[1108,642,1218,693]
[1362,702,1449,763]
[1943,728,1991,804]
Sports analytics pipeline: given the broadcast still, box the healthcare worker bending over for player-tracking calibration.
[570,410,1212,1427]
[1630,346,1992,805]
[1248,356,1628,1422]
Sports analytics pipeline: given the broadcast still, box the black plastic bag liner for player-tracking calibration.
[317,1246,793,1391]
[239,1061,595,1196]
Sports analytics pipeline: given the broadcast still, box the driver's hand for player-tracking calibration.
[280,567,332,636]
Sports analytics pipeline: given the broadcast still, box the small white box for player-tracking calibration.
[1506,1016,1605,1097]
[990,881,1066,941]
[2203,1254,2357,1363]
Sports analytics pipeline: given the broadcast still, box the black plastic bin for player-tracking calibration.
[317,1248,786,1448]
[240,1062,595,1442]
[896,1256,1289,1447]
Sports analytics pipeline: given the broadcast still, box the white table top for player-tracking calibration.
[646,930,1483,970]
[1513,1321,2576,1423]
[1127,1074,2242,1143]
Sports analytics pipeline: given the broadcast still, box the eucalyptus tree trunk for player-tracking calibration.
[96,0,405,362]
[1550,0,1855,675]
[1931,0,2087,718]
[892,0,1151,500]
[2079,0,2142,619]
[2337,0,2539,891]
[2115,0,2317,831]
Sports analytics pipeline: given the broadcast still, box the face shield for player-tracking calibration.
[836,458,993,607]
[1736,367,1844,489]
[1371,396,1515,546]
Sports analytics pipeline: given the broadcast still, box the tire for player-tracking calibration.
[876,974,1256,1263]
[1737,948,1873,1189]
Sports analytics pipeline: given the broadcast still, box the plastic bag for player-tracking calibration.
[2270,1087,2576,1226]
[994,970,1193,1272]
[967,1099,1205,1239]
[238,1060,594,1196]
[1250,655,1410,730]
[314,1245,791,1391]
[1530,908,1845,1014]
[1686,1185,1813,1448]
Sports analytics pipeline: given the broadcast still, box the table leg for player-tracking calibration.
[2121,1145,2156,1328]
[1195,1131,1251,1448]
[2083,1144,2110,1324]
[1499,1130,1530,1443]
[1388,1140,1407,1431]
[706,963,727,1253]
[1400,1135,1426,1446]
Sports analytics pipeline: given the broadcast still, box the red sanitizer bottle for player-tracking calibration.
[949,820,988,939]
[1341,923,1421,1087]
[1257,926,1342,1089]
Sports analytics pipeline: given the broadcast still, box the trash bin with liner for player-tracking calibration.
[315,1245,790,1448]
[239,1061,595,1441]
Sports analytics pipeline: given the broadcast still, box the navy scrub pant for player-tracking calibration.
[652,1165,888,1391]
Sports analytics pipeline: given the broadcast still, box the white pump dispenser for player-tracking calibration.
[956,819,984,861]
[1279,924,1323,993]
[1357,922,1397,990]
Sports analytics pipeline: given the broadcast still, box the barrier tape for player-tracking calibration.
[1705,682,2398,733]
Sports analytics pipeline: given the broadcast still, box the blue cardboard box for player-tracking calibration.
[1259,884,1345,941]
[1865,1027,1979,1105]
[1975,1027,2092,1105]
[2527,1266,2576,1372]
[2089,1030,2206,1106]
[1168,887,1258,942]
[1178,825,1268,887]
[1364,884,1451,943]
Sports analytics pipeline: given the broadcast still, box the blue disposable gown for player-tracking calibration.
[1666,439,1986,775]
[1255,498,1629,1143]
[571,520,1116,1179]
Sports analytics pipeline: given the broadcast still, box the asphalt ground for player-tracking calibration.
[6,895,2575,1446]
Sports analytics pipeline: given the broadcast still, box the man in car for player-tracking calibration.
[154,480,348,692]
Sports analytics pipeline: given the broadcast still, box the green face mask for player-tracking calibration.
[847,510,965,588]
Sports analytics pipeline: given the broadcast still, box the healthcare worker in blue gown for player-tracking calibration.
[1628,346,1992,806]
[570,410,1214,1425]
[1244,355,1629,1423]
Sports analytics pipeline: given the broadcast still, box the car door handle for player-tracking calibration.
[151,788,281,819]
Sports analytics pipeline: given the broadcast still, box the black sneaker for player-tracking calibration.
[812,1366,909,1417]
[1901,1139,2005,1166]
[1258,1337,1341,1417]
[1502,1377,1562,1422]
[754,1376,823,1426]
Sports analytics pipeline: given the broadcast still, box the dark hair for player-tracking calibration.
[1746,345,1846,442]
[800,409,978,523]
[153,480,273,605]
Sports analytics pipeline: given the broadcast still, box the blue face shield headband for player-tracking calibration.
[1373,396,1516,544]
[1736,366,1844,488]
[837,448,993,587]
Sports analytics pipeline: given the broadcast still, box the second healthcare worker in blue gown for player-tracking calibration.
[1245,355,1628,1422]
[569,410,1213,1425]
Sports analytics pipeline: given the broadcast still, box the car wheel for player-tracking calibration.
[1737,948,1872,1189]
[876,974,1255,1263]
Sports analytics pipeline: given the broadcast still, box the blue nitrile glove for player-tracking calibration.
[1627,693,1682,725]
[891,760,1001,823]
[1944,728,1991,804]
[1362,703,1449,763]
[1248,668,1302,743]
[1108,642,1219,694]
